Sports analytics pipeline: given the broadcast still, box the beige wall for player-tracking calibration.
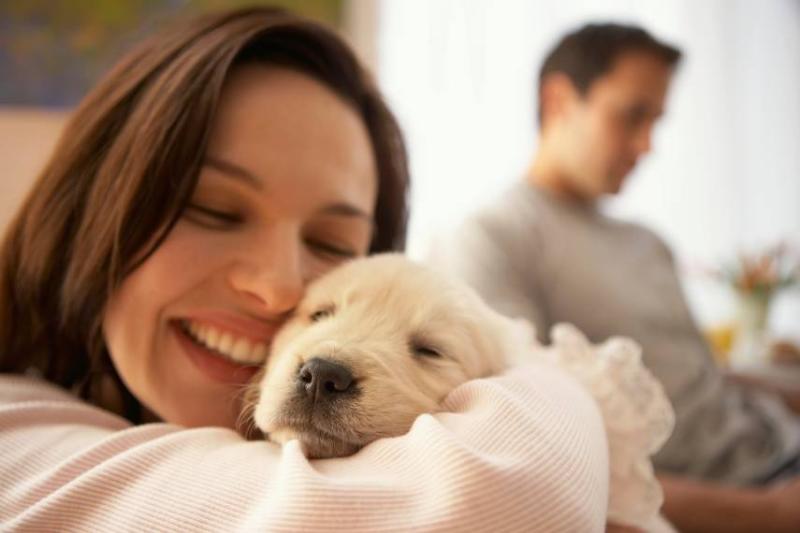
[0,0,378,237]
[343,0,379,74]
[0,1,377,238]
[0,107,69,234]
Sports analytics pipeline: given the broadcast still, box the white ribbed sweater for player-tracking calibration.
[0,362,608,532]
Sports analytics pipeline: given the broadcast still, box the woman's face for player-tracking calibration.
[103,65,378,428]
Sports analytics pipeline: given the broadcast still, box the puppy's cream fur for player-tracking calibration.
[249,253,533,459]
[244,254,674,531]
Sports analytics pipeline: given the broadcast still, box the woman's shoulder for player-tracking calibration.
[0,372,132,433]
[0,373,83,404]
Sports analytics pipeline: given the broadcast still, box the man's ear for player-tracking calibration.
[540,72,580,128]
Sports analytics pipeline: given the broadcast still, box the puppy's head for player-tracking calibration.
[249,254,534,459]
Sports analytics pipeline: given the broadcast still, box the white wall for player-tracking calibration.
[376,0,800,335]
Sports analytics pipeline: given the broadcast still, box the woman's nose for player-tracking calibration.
[227,231,305,315]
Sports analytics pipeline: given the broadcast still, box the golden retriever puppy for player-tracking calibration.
[246,253,674,531]
[248,253,532,459]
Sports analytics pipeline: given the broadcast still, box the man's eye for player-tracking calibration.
[184,204,242,227]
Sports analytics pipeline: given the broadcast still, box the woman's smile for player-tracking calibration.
[172,320,262,385]
[178,314,277,364]
[172,310,285,385]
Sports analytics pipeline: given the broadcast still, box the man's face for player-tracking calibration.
[553,51,674,200]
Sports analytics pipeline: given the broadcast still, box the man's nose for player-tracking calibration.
[296,358,355,402]
[227,230,304,315]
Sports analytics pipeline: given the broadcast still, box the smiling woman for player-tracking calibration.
[0,6,610,532]
[102,65,380,428]
[0,7,407,425]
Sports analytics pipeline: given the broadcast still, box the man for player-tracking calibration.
[433,23,800,532]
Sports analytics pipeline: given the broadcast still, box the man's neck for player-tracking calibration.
[525,150,595,207]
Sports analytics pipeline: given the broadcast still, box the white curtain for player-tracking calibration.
[376,0,800,335]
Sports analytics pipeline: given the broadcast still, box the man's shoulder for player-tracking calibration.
[430,182,544,268]
[460,181,550,238]
[608,217,674,257]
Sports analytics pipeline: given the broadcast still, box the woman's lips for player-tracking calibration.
[172,321,261,385]
[180,311,283,344]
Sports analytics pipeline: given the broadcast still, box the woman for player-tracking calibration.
[0,7,609,531]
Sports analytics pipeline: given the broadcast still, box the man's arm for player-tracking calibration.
[659,473,800,533]
[724,370,800,415]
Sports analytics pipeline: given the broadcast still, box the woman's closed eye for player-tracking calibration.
[184,203,243,228]
[305,238,357,260]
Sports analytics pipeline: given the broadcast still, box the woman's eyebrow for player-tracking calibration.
[204,156,264,190]
[205,156,371,221]
[321,203,372,221]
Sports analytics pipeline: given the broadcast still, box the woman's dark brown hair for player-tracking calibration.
[0,7,409,420]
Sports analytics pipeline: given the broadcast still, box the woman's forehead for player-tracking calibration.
[209,65,373,166]
[205,65,378,214]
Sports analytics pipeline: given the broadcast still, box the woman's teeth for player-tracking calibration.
[181,320,268,365]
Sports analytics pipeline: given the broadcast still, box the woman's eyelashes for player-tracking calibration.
[184,202,360,259]
[304,238,357,260]
[184,203,243,228]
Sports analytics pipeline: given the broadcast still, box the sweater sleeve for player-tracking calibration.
[0,363,608,532]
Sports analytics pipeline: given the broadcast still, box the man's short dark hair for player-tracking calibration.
[537,23,682,125]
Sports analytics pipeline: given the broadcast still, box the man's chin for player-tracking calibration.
[609,168,632,191]
[600,179,625,197]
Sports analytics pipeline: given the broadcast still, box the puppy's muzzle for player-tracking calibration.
[296,357,355,403]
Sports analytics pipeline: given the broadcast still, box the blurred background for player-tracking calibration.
[2,0,799,363]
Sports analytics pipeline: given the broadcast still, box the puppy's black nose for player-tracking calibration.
[297,358,354,401]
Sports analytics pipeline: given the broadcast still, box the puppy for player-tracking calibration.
[245,253,675,531]
[247,253,532,459]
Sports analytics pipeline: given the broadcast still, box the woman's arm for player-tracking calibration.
[0,362,609,532]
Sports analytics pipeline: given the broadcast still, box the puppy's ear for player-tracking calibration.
[476,300,540,371]
[493,312,539,368]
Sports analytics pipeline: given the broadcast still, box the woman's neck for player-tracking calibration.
[95,374,161,423]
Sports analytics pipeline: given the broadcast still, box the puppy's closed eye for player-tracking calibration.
[309,305,335,322]
[410,338,443,358]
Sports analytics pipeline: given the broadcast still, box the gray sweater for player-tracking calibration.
[432,181,800,484]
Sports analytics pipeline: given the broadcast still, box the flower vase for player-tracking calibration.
[729,291,772,368]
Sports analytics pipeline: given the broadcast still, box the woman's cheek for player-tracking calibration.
[165,222,242,276]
